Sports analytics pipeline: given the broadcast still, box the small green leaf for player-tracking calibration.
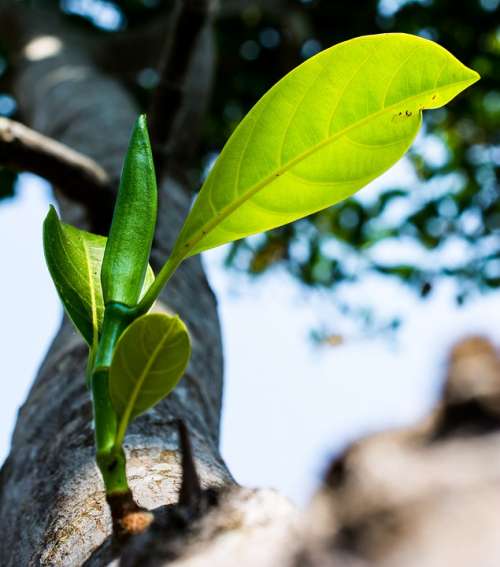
[43,206,155,345]
[101,114,157,306]
[170,33,479,260]
[110,312,191,444]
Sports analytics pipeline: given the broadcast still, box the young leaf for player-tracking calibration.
[169,33,479,260]
[110,312,191,445]
[43,206,155,345]
[101,114,157,307]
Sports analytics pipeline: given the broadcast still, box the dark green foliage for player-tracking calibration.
[0,47,17,202]
[0,168,17,201]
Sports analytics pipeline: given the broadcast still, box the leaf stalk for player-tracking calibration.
[134,254,183,316]
[91,302,134,495]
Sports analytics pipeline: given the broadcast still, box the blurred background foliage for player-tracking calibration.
[0,0,498,335]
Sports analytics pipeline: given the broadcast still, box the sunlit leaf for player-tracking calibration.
[43,206,155,345]
[109,313,191,442]
[170,33,479,260]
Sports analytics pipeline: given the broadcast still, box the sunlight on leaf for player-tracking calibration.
[170,33,479,260]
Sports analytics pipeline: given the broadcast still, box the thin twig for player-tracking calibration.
[148,0,216,177]
[0,116,112,204]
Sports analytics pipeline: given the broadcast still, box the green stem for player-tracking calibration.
[134,254,183,317]
[90,250,183,494]
[96,444,129,498]
[91,302,134,495]
[92,368,117,455]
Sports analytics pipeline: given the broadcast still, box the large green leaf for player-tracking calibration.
[43,206,155,346]
[109,312,191,444]
[170,33,479,260]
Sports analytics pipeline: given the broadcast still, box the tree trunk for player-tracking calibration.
[0,4,233,564]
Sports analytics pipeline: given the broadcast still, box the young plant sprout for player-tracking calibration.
[43,33,479,502]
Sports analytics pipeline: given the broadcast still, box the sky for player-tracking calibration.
[1,170,499,506]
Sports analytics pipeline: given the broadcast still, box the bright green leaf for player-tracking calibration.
[170,33,479,260]
[43,206,155,346]
[101,114,157,306]
[110,312,191,444]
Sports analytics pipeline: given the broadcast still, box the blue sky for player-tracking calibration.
[1,170,499,505]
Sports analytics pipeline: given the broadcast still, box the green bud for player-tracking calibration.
[101,115,157,306]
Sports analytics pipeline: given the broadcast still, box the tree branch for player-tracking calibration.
[148,0,216,177]
[0,117,112,204]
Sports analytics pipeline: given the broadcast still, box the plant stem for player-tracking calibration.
[91,302,134,495]
[134,254,183,317]
[96,443,129,497]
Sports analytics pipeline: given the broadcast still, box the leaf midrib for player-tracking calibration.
[179,77,475,257]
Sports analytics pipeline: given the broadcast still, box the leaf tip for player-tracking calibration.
[468,67,481,85]
[128,114,152,157]
[45,204,58,221]
[136,113,149,135]
[43,205,60,238]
